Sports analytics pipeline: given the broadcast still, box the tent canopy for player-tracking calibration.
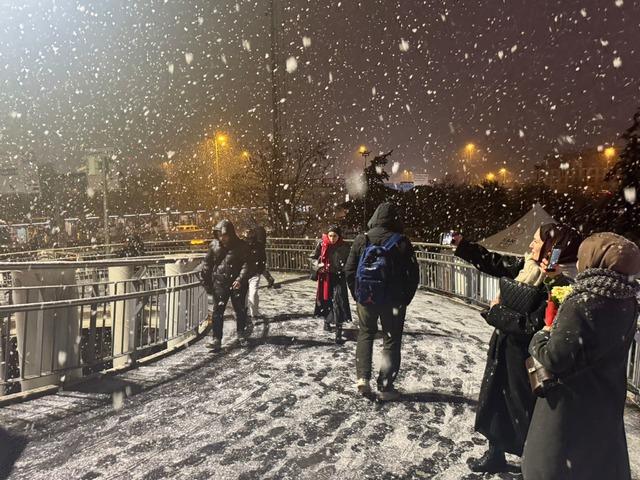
[480,203,556,255]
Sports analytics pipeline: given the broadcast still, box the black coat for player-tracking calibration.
[455,240,571,456]
[311,240,352,322]
[246,228,267,276]
[344,203,419,306]
[201,220,253,294]
[523,292,638,480]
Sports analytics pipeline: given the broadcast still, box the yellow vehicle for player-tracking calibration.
[172,224,207,244]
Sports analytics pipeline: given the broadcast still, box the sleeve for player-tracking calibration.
[345,235,363,299]
[200,247,215,294]
[401,238,420,305]
[454,239,524,279]
[528,298,584,375]
[485,300,546,336]
[235,244,253,284]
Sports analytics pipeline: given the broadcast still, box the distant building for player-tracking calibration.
[538,148,618,191]
[0,153,40,195]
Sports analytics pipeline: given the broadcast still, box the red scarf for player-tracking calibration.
[317,234,343,302]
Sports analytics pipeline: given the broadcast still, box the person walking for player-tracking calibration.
[244,225,269,321]
[311,226,352,344]
[452,224,581,473]
[523,232,640,480]
[200,219,254,351]
[345,202,419,400]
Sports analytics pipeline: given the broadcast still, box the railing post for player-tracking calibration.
[108,265,136,369]
[12,267,82,391]
[164,256,201,349]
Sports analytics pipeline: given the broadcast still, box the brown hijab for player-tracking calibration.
[577,232,640,275]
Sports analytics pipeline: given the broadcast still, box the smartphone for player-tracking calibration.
[545,248,562,272]
[439,231,454,246]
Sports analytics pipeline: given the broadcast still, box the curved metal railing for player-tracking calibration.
[0,238,638,402]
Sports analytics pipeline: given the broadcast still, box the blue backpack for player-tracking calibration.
[355,233,403,305]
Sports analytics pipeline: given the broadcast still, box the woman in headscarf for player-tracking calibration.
[311,225,352,344]
[452,223,582,473]
[523,233,640,480]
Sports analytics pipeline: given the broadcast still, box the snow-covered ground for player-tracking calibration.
[1,272,639,479]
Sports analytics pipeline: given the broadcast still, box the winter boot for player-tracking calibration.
[377,387,401,401]
[469,444,508,473]
[335,325,344,344]
[356,378,371,395]
[207,337,221,352]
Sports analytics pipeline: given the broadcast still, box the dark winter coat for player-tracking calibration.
[523,276,638,480]
[455,239,571,456]
[311,238,352,322]
[201,220,253,295]
[344,202,419,306]
[246,228,267,276]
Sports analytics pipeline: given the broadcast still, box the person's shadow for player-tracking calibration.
[0,427,28,480]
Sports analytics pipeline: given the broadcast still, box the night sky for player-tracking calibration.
[1,0,639,181]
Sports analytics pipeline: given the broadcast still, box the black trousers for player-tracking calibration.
[210,284,248,341]
[355,304,406,390]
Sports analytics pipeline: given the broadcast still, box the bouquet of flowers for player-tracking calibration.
[544,285,573,326]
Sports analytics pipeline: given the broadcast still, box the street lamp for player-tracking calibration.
[486,172,496,182]
[499,167,507,184]
[214,133,228,181]
[462,143,476,181]
[358,145,371,228]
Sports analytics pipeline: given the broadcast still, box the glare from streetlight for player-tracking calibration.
[465,143,475,153]
[486,172,496,181]
[216,134,228,146]
[241,150,250,159]
[499,167,507,175]
[358,145,368,154]
[604,147,616,159]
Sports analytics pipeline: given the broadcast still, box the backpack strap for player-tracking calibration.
[382,233,403,250]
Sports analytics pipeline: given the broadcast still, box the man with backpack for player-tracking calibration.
[345,202,420,400]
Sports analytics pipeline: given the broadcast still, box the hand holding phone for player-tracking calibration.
[545,248,562,272]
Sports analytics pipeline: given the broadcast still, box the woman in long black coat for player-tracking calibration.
[523,232,640,480]
[311,226,352,344]
[453,224,581,472]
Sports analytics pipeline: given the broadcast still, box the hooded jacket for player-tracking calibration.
[344,202,419,306]
[201,220,253,292]
[245,227,267,275]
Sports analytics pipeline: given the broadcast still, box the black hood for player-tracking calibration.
[213,219,238,239]
[367,202,404,233]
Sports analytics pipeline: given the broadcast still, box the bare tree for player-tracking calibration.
[249,139,336,236]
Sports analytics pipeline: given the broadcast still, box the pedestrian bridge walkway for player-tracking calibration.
[1,273,639,480]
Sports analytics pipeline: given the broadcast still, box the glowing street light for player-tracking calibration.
[358,145,371,228]
[241,150,250,159]
[465,143,476,154]
[486,172,496,182]
[499,167,507,184]
[604,147,616,159]
[213,133,228,180]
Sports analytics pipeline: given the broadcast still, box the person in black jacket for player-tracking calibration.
[310,225,352,344]
[344,202,419,400]
[201,219,254,350]
[244,226,267,321]
[523,232,640,480]
[452,224,581,473]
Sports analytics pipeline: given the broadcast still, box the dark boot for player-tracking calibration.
[335,325,344,344]
[469,444,508,473]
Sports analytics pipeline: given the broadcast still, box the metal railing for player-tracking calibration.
[1,238,638,402]
[0,256,208,398]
